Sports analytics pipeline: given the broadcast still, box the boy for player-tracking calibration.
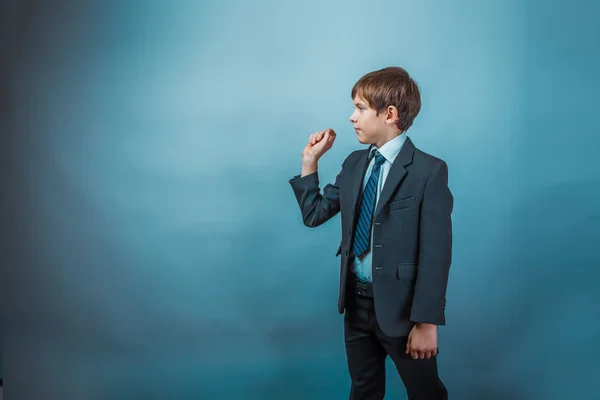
[288,66,452,399]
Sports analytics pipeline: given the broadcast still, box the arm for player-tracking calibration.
[289,157,344,228]
[410,160,453,325]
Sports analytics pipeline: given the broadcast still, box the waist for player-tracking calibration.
[347,273,373,298]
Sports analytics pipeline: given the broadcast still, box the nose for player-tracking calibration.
[349,113,356,123]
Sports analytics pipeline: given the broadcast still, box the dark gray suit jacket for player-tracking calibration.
[289,137,453,336]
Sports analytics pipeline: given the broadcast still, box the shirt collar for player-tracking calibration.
[370,132,407,164]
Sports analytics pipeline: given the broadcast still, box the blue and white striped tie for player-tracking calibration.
[352,150,386,259]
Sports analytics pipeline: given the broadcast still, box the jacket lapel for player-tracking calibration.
[349,138,415,217]
[350,145,373,212]
[374,137,415,216]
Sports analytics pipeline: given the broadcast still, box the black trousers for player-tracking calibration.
[344,278,448,400]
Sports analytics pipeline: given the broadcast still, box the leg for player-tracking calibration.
[377,330,448,400]
[344,296,387,400]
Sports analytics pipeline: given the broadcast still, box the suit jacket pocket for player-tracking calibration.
[389,196,416,210]
[397,263,418,280]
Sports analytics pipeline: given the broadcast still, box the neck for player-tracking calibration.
[373,131,403,148]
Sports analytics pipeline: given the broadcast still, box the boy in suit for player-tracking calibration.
[289,66,452,399]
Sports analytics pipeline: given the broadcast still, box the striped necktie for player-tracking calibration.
[352,149,386,259]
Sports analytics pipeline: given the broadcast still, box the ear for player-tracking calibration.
[384,105,399,125]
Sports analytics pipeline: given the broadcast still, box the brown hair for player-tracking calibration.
[351,66,421,132]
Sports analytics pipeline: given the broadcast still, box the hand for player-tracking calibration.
[302,128,336,162]
[406,323,438,359]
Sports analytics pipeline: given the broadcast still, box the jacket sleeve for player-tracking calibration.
[288,161,345,228]
[410,160,453,325]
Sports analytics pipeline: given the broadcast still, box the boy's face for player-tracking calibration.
[349,95,391,146]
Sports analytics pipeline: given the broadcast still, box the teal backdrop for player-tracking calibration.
[2,0,598,399]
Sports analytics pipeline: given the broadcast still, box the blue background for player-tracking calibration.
[2,0,599,398]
